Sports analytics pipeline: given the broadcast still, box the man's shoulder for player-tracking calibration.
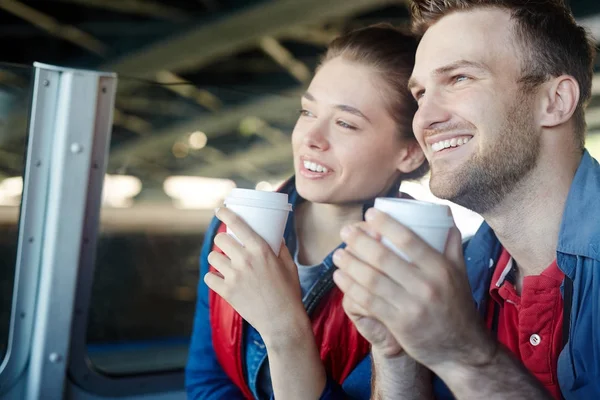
[558,151,600,260]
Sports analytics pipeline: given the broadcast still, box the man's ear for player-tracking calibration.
[396,139,426,174]
[538,75,580,128]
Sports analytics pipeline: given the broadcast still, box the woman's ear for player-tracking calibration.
[538,75,580,128]
[396,139,426,174]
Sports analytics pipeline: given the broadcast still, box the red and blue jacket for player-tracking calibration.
[186,179,408,399]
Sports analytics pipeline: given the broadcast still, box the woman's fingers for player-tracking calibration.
[216,208,273,255]
[207,251,235,279]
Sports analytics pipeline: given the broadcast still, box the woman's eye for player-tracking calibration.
[299,109,314,117]
[413,90,425,103]
[337,120,357,130]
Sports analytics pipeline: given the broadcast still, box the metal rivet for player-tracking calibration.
[49,353,62,363]
[529,334,541,346]
[35,160,42,167]
[93,162,99,169]
[20,312,25,319]
[70,143,83,154]
[43,80,50,87]
[28,237,34,243]
[102,87,107,93]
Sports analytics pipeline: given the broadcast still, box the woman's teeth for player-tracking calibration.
[303,160,328,173]
[431,136,472,152]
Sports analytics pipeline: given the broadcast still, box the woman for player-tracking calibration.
[186,24,428,400]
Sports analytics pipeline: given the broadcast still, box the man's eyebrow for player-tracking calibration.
[334,104,371,123]
[408,60,489,91]
[433,60,489,76]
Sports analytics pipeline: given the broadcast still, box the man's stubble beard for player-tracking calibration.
[429,96,540,215]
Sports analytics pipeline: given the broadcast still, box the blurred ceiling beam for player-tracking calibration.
[115,96,198,117]
[103,0,395,92]
[154,70,223,112]
[0,0,224,135]
[185,142,293,180]
[0,0,108,56]
[108,90,302,168]
[52,0,190,23]
[579,13,600,42]
[259,36,312,84]
[281,26,340,47]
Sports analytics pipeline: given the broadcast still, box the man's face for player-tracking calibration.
[409,8,542,214]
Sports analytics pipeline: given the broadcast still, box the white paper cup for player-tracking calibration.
[223,188,292,255]
[373,198,454,261]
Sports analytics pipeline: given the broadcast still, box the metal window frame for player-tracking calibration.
[65,68,185,395]
[1,61,186,399]
[22,63,118,400]
[0,64,59,395]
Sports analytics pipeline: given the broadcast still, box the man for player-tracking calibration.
[332,1,599,399]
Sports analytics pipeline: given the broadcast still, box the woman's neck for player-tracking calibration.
[294,201,364,266]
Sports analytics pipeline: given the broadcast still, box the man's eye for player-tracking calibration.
[454,75,469,83]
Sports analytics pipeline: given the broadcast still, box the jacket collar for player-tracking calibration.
[557,150,600,263]
[464,151,600,294]
[276,176,410,264]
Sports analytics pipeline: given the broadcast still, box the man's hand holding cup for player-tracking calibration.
[333,201,497,376]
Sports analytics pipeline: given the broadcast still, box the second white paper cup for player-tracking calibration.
[373,198,454,261]
[223,188,292,255]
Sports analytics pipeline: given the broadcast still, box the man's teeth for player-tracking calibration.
[431,137,472,152]
[303,160,328,173]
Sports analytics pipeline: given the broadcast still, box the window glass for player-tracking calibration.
[86,75,298,375]
[0,64,33,364]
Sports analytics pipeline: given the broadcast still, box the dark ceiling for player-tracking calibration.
[1,0,599,201]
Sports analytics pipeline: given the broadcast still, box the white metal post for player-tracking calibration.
[24,63,116,400]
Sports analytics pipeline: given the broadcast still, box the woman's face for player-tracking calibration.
[292,57,420,204]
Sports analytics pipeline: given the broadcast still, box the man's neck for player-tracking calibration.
[295,201,364,265]
[483,148,581,280]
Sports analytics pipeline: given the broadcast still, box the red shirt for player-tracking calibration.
[485,248,564,399]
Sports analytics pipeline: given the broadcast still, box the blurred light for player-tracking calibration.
[239,116,266,136]
[103,174,142,208]
[172,142,189,158]
[255,180,285,191]
[400,177,484,239]
[0,177,23,206]
[189,131,208,150]
[255,181,273,191]
[586,132,600,160]
[163,176,236,209]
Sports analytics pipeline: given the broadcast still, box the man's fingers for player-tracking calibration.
[338,226,418,287]
[342,293,370,318]
[333,269,398,323]
[363,208,449,272]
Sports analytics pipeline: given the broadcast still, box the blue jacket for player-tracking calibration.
[185,179,374,400]
[434,150,600,399]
